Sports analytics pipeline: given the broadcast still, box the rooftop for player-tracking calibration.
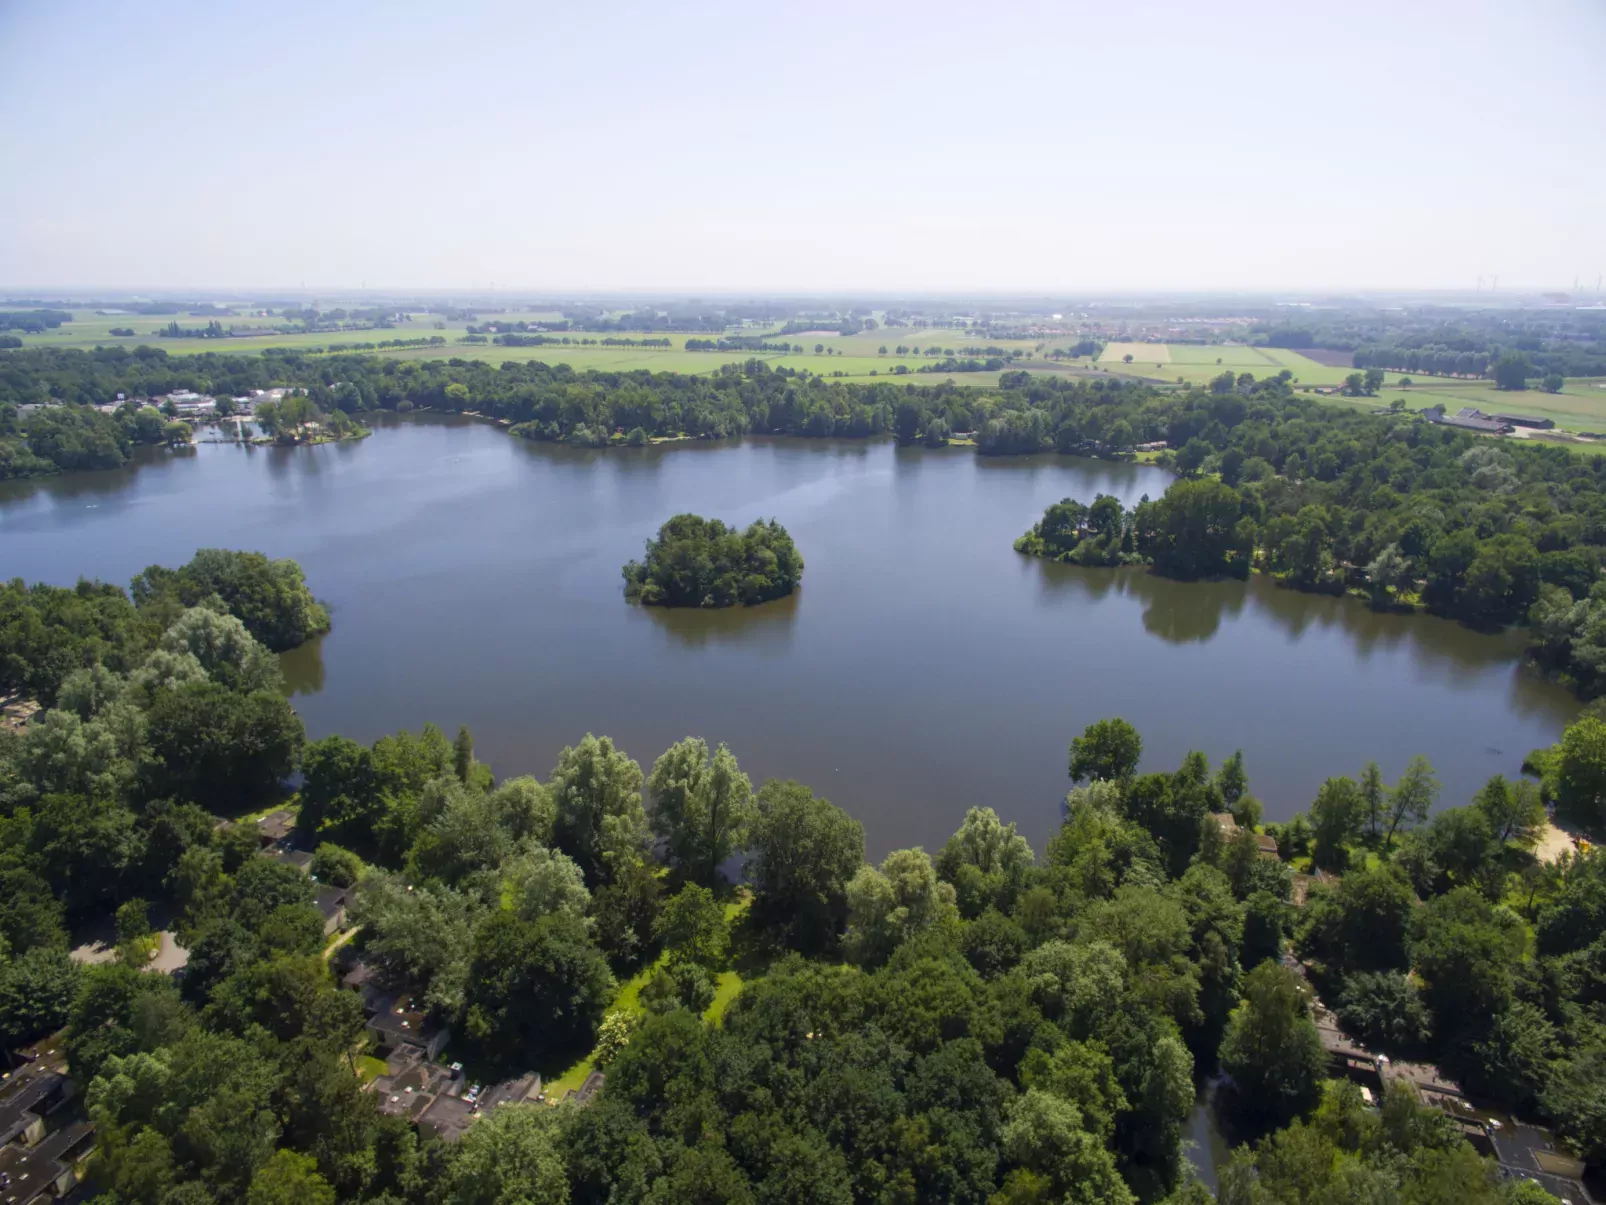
[0,1120,95,1204]
[256,810,296,844]
[417,1093,475,1143]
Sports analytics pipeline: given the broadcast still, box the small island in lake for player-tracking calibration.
[623,514,804,608]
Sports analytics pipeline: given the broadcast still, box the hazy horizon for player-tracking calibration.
[3,0,1602,294]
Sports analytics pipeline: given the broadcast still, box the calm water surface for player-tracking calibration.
[0,415,1578,856]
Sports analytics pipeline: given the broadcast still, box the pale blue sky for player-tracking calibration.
[1,0,1601,292]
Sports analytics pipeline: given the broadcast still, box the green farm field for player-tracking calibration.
[14,313,1605,424]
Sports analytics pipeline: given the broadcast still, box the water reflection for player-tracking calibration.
[279,634,327,697]
[0,444,178,511]
[633,591,800,651]
[1033,562,1248,644]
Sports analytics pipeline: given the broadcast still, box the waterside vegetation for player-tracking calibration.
[622,515,803,608]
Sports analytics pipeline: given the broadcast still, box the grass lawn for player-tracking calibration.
[545,892,758,1095]
[354,1055,389,1085]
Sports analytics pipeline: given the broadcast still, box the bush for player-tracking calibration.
[309,843,361,888]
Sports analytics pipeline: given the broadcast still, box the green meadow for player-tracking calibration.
[11,311,1606,426]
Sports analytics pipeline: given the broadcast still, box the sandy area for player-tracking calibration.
[1533,819,1580,864]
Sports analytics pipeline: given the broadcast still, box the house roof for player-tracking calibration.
[266,847,313,873]
[256,810,296,842]
[366,994,445,1044]
[480,1073,541,1111]
[0,1119,94,1203]
[0,1070,66,1145]
[418,1093,476,1142]
[314,886,347,920]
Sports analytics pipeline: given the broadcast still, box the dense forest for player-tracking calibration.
[0,540,1598,1201]
[622,515,804,608]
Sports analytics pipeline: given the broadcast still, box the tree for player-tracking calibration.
[623,514,803,608]
[1359,761,1387,842]
[1309,776,1363,870]
[999,1089,1136,1205]
[159,606,281,694]
[936,806,1034,915]
[647,738,755,885]
[1334,971,1432,1057]
[549,734,647,886]
[1136,478,1249,579]
[1363,367,1385,394]
[1384,756,1439,848]
[142,681,304,810]
[1409,887,1525,1038]
[0,946,81,1048]
[1069,717,1142,783]
[1493,352,1532,391]
[1297,865,1416,977]
[1219,961,1325,1129]
[844,847,957,966]
[1366,543,1410,606]
[464,910,614,1066]
[656,884,728,969]
[453,724,475,785]
[1215,750,1248,806]
[1473,774,1544,846]
[1541,373,1564,394]
[1554,717,1606,833]
[131,548,329,652]
[309,843,361,888]
[746,779,864,951]
[246,1149,336,1205]
[442,1103,568,1205]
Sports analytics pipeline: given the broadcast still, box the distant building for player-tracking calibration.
[1491,412,1555,429]
[1421,405,1512,434]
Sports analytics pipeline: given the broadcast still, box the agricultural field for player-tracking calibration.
[1097,340,1360,387]
[12,310,1605,425]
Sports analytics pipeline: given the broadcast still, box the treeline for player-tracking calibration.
[160,319,228,339]
[684,338,801,353]
[1,548,330,704]
[1354,342,1606,380]
[0,399,192,477]
[622,515,803,607]
[1000,373,1606,650]
[495,334,673,348]
[0,308,72,332]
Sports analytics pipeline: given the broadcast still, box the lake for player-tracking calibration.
[0,414,1579,857]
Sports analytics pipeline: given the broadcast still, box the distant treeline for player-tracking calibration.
[0,308,72,333]
[684,338,801,353]
[159,320,228,340]
[1354,342,1606,379]
[495,334,673,348]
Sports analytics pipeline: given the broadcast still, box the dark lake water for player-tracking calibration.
[0,414,1579,856]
